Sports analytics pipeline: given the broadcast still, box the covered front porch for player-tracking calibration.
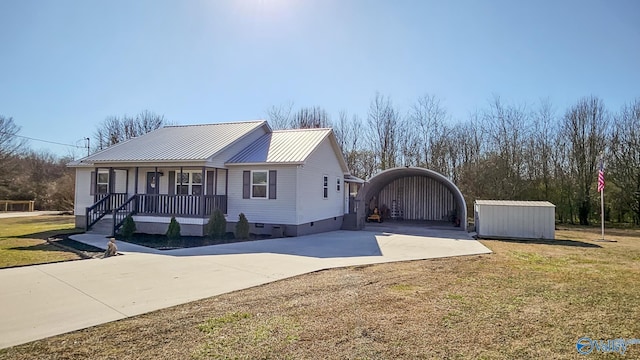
[85,165,229,235]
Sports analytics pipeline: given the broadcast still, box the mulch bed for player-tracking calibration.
[117,233,273,250]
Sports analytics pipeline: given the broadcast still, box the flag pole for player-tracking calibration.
[600,152,605,241]
[600,179,604,241]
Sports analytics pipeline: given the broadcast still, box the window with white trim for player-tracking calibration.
[336,177,341,192]
[323,175,329,199]
[176,171,203,195]
[97,171,109,194]
[251,170,268,198]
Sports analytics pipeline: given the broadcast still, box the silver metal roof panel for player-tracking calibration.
[74,120,267,163]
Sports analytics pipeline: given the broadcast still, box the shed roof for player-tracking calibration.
[475,200,555,207]
[70,120,267,165]
[226,128,349,172]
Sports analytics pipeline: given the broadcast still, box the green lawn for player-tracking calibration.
[0,215,80,268]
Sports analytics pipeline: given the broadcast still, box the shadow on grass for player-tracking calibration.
[18,229,83,241]
[9,242,64,252]
[482,237,602,248]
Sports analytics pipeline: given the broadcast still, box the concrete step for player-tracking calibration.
[87,218,114,235]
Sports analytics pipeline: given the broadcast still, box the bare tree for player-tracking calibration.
[562,96,609,225]
[483,96,531,199]
[367,93,400,171]
[93,110,167,151]
[409,94,449,169]
[290,106,332,129]
[334,112,372,178]
[0,116,26,195]
[266,102,294,130]
[610,98,640,224]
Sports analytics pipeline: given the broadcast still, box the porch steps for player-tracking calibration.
[87,218,114,236]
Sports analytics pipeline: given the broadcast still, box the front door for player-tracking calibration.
[146,172,159,194]
[145,172,159,212]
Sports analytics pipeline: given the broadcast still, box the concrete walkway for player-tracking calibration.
[0,228,491,349]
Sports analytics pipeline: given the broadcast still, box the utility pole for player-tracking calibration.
[85,137,90,157]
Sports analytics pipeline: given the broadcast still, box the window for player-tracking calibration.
[175,171,203,195]
[251,170,268,198]
[97,171,109,194]
[323,175,329,199]
[243,170,276,199]
[336,178,341,192]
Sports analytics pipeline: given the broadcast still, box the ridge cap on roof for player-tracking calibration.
[273,128,331,133]
[164,120,266,128]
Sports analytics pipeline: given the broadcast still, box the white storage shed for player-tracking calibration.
[474,200,555,240]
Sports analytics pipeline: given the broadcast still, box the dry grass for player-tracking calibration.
[0,215,80,268]
[1,226,639,359]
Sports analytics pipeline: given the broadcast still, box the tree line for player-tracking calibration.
[0,111,168,211]
[2,97,639,227]
[268,94,640,226]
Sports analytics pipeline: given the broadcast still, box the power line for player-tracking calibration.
[0,131,86,149]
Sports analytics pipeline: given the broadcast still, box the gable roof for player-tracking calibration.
[70,120,268,165]
[226,128,349,173]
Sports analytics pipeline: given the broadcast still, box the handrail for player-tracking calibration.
[112,195,138,236]
[86,194,112,230]
[137,194,227,217]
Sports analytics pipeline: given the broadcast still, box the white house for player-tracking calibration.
[68,120,354,237]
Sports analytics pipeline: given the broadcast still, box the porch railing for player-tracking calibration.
[86,194,227,233]
[136,194,227,217]
[85,193,131,231]
[112,196,138,236]
[86,194,112,230]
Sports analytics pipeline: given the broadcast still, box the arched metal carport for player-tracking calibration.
[351,167,467,231]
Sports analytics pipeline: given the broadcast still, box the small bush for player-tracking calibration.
[207,209,227,239]
[120,215,136,240]
[235,213,250,240]
[166,216,181,240]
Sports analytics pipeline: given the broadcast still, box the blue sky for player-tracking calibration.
[1,0,638,157]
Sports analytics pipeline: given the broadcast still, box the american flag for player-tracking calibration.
[597,158,605,192]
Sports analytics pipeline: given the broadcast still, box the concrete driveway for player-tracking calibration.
[0,228,491,349]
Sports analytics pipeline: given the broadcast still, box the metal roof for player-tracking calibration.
[226,128,340,165]
[475,200,555,207]
[72,120,267,164]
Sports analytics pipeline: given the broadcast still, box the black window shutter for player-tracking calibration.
[168,171,175,195]
[90,171,96,195]
[269,170,277,199]
[206,170,215,195]
[243,171,250,199]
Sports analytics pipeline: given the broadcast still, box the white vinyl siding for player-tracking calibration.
[216,170,227,195]
[74,168,94,215]
[296,138,344,224]
[227,166,297,224]
[113,169,127,193]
